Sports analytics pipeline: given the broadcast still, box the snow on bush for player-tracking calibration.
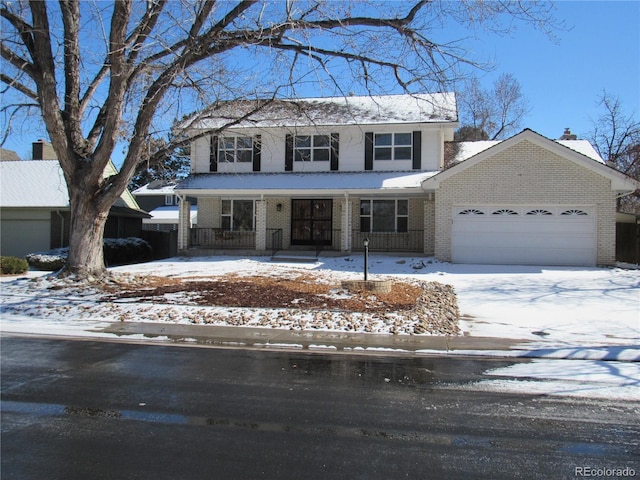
[26,238,152,271]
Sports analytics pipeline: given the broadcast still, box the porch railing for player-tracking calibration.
[352,230,424,252]
[267,228,283,255]
[190,228,256,249]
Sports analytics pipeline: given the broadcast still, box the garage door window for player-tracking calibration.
[459,209,484,215]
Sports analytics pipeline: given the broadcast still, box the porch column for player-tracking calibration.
[341,195,352,252]
[255,199,267,251]
[423,196,435,255]
[177,197,191,251]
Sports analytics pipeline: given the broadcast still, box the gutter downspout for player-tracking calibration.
[55,210,65,248]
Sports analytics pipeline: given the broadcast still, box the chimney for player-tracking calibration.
[32,139,57,160]
[559,128,577,140]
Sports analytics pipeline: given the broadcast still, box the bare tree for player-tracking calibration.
[456,73,531,140]
[1,0,558,279]
[588,92,640,213]
[589,92,640,177]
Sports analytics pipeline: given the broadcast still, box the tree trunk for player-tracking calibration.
[62,186,110,279]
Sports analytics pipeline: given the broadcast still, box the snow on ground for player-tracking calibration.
[1,254,639,400]
[465,359,640,401]
[1,254,638,347]
[113,254,640,346]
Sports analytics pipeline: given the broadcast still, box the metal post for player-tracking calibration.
[364,238,369,281]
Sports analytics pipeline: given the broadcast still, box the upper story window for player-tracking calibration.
[165,195,179,206]
[294,135,330,162]
[374,133,412,161]
[219,136,253,163]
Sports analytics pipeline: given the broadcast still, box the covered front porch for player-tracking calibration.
[175,171,436,257]
[177,195,432,257]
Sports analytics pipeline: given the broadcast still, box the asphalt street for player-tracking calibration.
[1,335,638,480]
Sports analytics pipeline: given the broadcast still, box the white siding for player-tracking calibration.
[190,124,446,174]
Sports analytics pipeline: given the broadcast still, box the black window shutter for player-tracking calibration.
[209,135,218,172]
[412,131,422,170]
[364,132,373,170]
[285,134,293,171]
[252,135,261,172]
[330,133,339,171]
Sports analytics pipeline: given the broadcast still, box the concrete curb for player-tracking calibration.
[98,322,537,356]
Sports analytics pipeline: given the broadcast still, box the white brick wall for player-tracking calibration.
[255,200,267,250]
[196,198,220,228]
[423,199,435,255]
[434,140,616,264]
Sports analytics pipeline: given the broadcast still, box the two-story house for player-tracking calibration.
[175,93,638,266]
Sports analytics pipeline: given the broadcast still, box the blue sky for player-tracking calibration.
[3,0,638,163]
[467,0,640,140]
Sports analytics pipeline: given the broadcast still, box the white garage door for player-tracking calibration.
[452,206,597,266]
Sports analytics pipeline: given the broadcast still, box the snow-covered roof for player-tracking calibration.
[189,93,457,130]
[0,160,145,212]
[452,139,604,163]
[144,205,197,224]
[132,181,178,196]
[0,160,68,207]
[176,171,438,195]
[556,140,603,162]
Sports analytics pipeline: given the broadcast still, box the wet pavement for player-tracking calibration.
[2,335,639,479]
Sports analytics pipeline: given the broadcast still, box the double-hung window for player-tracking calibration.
[374,133,412,161]
[360,200,408,233]
[219,136,253,163]
[294,135,330,162]
[221,200,255,231]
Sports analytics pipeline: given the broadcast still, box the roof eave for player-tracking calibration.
[175,187,426,197]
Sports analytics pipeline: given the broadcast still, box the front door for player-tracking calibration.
[291,199,332,246]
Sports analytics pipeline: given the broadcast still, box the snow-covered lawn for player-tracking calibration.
[1,255,638,400]
[1,254,638,346]
[119,255,640,345]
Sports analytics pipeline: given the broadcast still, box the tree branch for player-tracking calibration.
[0,72,38,100]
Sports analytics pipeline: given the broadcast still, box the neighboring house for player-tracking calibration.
[175,94,639,266]
[0,141,150,258]
[132,180,198,232]
[1,148,21,161]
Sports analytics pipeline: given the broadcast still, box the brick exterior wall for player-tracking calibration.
[423,199,435,255]
[196,198,221,228]
[177,200,190,250]
[266,198,291,249]
[255,200,267,250]
[434,140,616,264]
